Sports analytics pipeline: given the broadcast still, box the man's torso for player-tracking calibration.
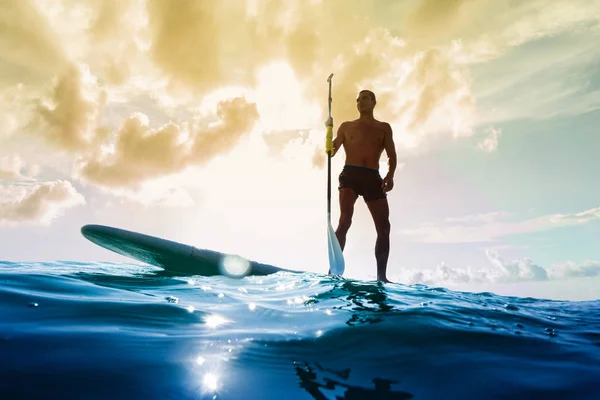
[342,119,387,170]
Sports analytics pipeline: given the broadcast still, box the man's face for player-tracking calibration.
[356,91,375,113]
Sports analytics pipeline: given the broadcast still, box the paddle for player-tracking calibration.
[325,73,345,276]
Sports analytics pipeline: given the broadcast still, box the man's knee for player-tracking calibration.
[376,219,391,236]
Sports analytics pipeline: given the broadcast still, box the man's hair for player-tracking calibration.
[359,89,376,103]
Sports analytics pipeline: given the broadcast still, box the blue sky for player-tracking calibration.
[0,0,599,301]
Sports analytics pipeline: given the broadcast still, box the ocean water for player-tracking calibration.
[1,261,599,400]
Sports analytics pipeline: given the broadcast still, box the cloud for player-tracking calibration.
[87,0,140,46]
[261,129,310,156]
[401,261,498,286]
[547,260,600,279]
[473,35,600,125]
[77,96,259,188]
[187,97,259,163]
[84,0,147,87]
[550,207,600,224]
[399,0,600,61]
[312,146,326,169]
[485,249,549,282]
[0,155,39,181]
[484,251,600,283]
[404,48,475,139]
[95,1,478,150]
[30,63,107,152]
[395,251,600,286]
[0,84,30,140]
[397,255,546,286]
[0,0,68,88]
[145,0,225,92]
[76,114,187,188]
[400,207,600,243]
[397,0,600,125]
[2,0,599,202]
[0,180,85,226]
[477,127,501,152]
[0,155,25,180]
[18,58,259,191]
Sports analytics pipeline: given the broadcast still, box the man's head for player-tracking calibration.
[357,90,376,114]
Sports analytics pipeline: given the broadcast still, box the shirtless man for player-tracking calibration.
[330,90,397,283]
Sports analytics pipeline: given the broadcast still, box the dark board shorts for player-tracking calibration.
[338,165,386,202]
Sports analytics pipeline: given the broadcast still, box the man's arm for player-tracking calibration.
[331,122,347,157]
[383,123,397,177]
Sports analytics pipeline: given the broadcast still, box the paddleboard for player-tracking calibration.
[81,224,297,278]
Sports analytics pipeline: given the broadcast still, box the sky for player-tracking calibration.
[1,0,599,301]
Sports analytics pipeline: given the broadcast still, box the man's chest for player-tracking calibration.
[346,124,385,146]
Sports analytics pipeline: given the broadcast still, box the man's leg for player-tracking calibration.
[335,188,358,250]
[329,188,358,275]
[366,198,391,282]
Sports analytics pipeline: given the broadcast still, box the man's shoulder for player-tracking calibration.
[338,120,358,131]
[377,120,392,131]
[341,119,391,130]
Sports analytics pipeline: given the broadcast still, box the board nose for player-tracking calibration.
[81,224,115,243]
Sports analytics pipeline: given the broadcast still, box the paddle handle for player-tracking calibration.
[325,124,334,153]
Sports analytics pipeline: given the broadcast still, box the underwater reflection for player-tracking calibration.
[294,361,414,400]
[320,280,395,327]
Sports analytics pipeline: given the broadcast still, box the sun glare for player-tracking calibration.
[203,373,219,392]
[204,314,229,329]
[220,254,251,277]
[253,61,321,132]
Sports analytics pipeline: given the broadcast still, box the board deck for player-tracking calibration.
[81,224,297,277]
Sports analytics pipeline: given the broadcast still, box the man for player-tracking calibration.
[330,89,397,283]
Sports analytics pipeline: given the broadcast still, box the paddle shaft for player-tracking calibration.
[327,153,332,219]
[326,74,334,224]
[324,73,346,276]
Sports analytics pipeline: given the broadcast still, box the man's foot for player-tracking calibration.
[377,276,393,283]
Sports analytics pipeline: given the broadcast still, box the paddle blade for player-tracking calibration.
[327,222,345,276]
